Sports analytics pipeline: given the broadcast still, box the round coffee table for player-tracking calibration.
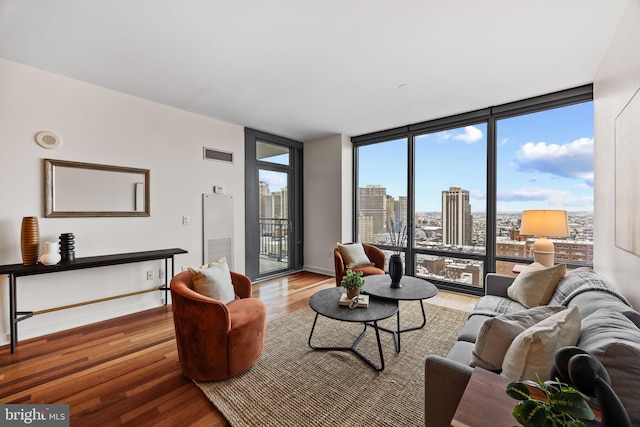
[308,287,398,371]
[364,274,438,352]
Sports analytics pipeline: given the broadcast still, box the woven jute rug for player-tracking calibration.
[195,300,469,426]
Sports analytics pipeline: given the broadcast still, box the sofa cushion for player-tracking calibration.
[507,262,566,308]
[457,314,492,343]
[501,306,581,381]
[336,242,374,269]
[445,340,475,366]
[578,309,640,425]
[470,306,566,371]
[549,269,630,306]
[189,257,235,304]
[471,295,528,318]
[567,291,636,322]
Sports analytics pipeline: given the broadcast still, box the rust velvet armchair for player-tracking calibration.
[170,270,267,381]
[333,242,386,287]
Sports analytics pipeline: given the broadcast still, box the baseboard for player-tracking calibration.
[303,265,334,277]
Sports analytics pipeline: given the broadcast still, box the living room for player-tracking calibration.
[1,1,639,425]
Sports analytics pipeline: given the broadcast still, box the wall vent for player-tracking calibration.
[203,147,233,163]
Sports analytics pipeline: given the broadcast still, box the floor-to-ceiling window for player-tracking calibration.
[356,137,408,268]
[495,101,594,276]
[352,86,593,295]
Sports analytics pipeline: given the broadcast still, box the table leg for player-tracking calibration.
[9,273,16,354]
[308,313,385,371]
[374,300,427,352]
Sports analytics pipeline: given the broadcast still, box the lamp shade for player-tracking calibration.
[520,210,569,238]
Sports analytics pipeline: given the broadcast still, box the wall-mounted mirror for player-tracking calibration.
[45,159,150,217]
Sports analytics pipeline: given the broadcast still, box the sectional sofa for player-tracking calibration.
[425,267,640,427]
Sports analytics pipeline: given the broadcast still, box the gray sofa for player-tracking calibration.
[425,269,640,427]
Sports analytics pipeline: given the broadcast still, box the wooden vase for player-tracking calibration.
[20,216,40,265]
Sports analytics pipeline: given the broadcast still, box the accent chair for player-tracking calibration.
[170,270,266,381]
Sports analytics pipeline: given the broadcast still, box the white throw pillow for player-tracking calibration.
[507,262,566,308]
[188,257,235,304]
[470,306,566,371]
[336,242,374,269]
[501,306,581,381]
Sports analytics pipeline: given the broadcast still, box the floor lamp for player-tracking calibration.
[520,210,569,267]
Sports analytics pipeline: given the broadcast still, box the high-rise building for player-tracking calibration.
[442,187,472,246]
[358,213,374,243]
[272,187,288,219]
[359,185,386,237]
[394,196,407,232]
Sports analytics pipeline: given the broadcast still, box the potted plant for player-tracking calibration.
[341,269,365,299]
[506,376,595,427]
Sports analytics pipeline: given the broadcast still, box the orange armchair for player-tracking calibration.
[333,242,386,287]
[170,270,266,381]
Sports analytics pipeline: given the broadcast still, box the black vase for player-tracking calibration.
[389,254,403,288]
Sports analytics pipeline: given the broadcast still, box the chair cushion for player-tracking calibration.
[470,306,566,371]
[336,242,374,269]
[189,257,235,304]
[501,306,580,381]
[507,262,566,308]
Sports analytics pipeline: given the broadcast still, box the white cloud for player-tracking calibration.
[454,126,483,143]
[496,187,593,209]
[514,137,593,186]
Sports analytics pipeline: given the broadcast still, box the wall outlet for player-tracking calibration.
[213,185,224,194]
[146,271,153,280]
[158,269,165,279]
[182,215,190,225]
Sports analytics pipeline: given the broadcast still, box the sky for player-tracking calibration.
[358,102,594,213]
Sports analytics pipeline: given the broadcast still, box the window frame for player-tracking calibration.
[352,85,593,296]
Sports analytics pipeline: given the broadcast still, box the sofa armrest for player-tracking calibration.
[425,354,473,427]
[485,273,515,297]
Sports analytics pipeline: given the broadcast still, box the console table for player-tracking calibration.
[0,248,187,353]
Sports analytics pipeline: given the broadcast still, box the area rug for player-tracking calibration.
[195,301,470,426]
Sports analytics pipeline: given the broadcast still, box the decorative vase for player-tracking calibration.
[59,233,76,262]
[40,241,61,265]
[20,216,40,265]
[389,254,403,288]
[346,288,360,299]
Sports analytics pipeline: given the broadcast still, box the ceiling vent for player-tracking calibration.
[203,147,233,163]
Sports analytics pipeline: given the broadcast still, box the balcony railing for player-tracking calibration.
[259,218,289,263]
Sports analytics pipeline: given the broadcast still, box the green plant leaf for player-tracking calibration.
[512,400,548,426]
[507,382,532,400]
[548,392,595,420]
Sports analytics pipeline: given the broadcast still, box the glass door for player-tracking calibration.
[258,167,290,275]
[245,129,302,280]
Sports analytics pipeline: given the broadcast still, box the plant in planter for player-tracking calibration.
[341,269,365,299]
[506,376,595,427]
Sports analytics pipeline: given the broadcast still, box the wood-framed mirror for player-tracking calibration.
[44,159,150,217]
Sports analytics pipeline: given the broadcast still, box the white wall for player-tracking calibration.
[0,59,246,345]
[303,134,353,276]
[593,0,640,308]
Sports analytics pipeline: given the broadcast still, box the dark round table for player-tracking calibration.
[364,274,438,352]
[308,287,398,371]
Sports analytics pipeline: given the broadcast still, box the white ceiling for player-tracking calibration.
[0,0,629,142]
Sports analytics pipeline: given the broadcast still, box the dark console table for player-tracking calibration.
[0,248,187,353]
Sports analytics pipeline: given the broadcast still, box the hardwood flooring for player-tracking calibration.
[0,271,478,426]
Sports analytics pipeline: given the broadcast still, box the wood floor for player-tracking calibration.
[0,271,478,426]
